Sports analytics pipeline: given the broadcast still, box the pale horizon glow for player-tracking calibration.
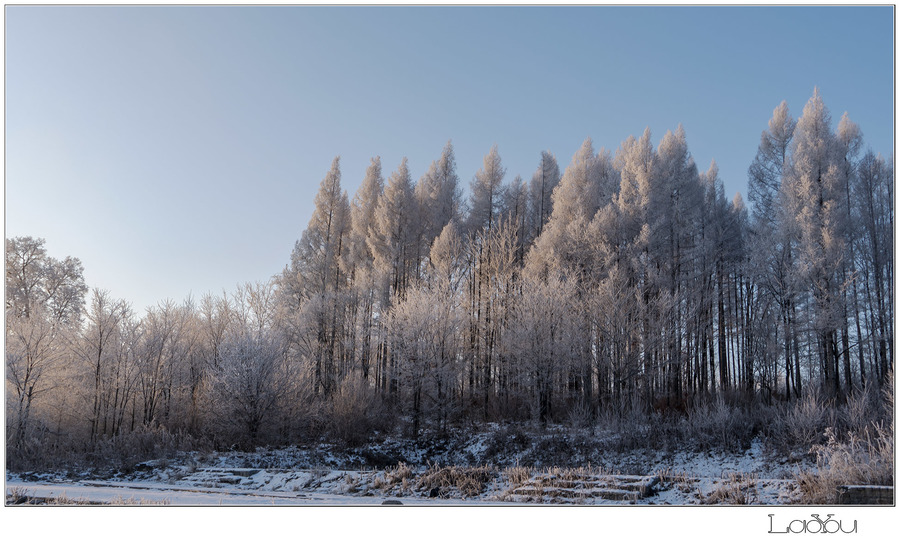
[5,5,894,314]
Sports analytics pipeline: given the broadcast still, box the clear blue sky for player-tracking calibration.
[5,5,894,314]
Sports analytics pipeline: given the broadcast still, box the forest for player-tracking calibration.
[5,90,894,491]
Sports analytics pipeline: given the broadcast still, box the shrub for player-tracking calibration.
[768,389,833,453]
[326,373,386,447]
[795,423,893,504]
[686,396,757,451]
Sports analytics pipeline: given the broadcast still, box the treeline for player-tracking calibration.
[5,90,893,456]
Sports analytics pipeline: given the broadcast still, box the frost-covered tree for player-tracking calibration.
[365,157,419,394]
[528,151,561,240]
[748,101,796,225]
[74,289,135,443]
[504,273,577,424]
[428,220,465,292]
[854,151,894,382]
[207,325,290,449]
[369,157,418,301]
[525,137,618,411]
[386,284,463,435]
[527,137,615,281]
[5,237,87,447]
[747,101,803,399]
[416,140,462,248]
[137,298,195,428]
[782,88,847,398]
[6,236,87,325]
[345,158,384,380]
[348,157,384,274]
[283,157,351,302]
[281,157,351,395]
[499,174,530,265]
[466,144,506,235]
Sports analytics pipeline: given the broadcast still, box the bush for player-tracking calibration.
[793,371,894,503]
[767,389,834,453]
[86,424,204,474]
[795,423,894,504]
[326,373,387,446]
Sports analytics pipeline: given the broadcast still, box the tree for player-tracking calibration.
[348,157,384,275]
[499,174,530,265]
[747,101,802,400]
[386,284,463,436]
[281,156,351,396]
[75,289,134,443]
[748,101,796,226]
[369,157,418,301]
[7,313,67,447]
[428,220,465,292]
[283,157,351,303]
[5,237,87,448]
[6,236,87,325]
[527,137,615,281]
[834,113,864,391]
[207,327,290,449]
[366,157,419,395]
[466,144,506,235]
[854,151,893,383]
[347,157,384,380]
[416,140,462,248]
[137,298,199,430]
[504,273,577,424]
[782,88,847,399]
[528,151,561,240]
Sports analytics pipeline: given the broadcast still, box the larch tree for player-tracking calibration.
[416,140,462,249]
[466,144,506,235]
[499,174,530,266]
[644,125,703,402]
[748,101,796,227]
[528,151,561,241]
[368,157,418,395]
[369,157,418,302]
[281,156,351,396]
[428,220,466,293]
[854,151,893,383]
[526,137,617,412]
[834,112,864,391]
[503,273,578,424]
[747,100,802,399]
[348,157,384,380]
[527,137,613,281]
[463,145,507,416]
[782,88,847,399]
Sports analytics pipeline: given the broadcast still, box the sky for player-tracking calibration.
[4,4,894,315]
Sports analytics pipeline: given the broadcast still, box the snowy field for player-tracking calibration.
[6,435,808,506]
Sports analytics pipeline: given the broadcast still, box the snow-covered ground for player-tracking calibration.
[6,435,809,505]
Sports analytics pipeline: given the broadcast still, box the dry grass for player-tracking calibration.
[6,487,93,505]
[504,465,532,488]
[370,463,497,498]
[701,472,759,505]
[795,372,894,505]
[415,464,497,498]
[795,423,894,504]
[656,467,698,494]
[372,462,415,493]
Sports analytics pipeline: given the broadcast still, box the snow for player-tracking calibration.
[6,435,807,505]
[4,479,502,505]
